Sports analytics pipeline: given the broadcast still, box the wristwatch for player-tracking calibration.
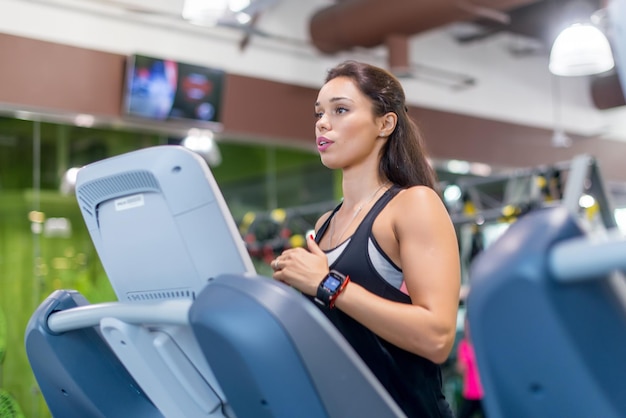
[314,270,350,309]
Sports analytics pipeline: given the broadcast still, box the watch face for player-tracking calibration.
[323,276,342,292]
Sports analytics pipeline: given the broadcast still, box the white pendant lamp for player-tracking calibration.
[549,23,615,76]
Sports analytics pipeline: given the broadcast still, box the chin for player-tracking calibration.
[319,155,337,169]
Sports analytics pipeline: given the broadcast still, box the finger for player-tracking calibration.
[306,234,324,255]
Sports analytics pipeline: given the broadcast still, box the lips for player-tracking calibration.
[317,136,333,152]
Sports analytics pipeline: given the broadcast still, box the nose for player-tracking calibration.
[316,114,330,132]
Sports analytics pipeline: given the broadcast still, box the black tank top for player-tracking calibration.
[313,185,454,418]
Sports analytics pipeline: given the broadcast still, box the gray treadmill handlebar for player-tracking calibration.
[47,300,192,333]
[550,229,626,283]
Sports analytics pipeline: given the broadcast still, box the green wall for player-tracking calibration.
[0,190,114,417]
[0,117,334,417]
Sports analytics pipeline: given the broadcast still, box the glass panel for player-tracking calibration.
[0,116,335,417]
[0,117,167,417]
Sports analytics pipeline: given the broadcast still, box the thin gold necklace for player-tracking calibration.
[329,181,389,247]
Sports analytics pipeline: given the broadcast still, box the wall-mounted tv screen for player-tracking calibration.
[123,54,225,123]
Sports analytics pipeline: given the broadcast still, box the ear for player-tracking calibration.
[377,112,398,138]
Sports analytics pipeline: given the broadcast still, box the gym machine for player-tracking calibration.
[24,146,406,418]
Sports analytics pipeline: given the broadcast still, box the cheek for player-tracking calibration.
[338,118,371,138]
[347,120,379,143]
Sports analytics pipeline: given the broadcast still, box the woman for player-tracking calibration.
[271,60,460,417]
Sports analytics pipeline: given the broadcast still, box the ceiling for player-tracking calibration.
[307,0,602,53]
[305,0,623,109]
[2,0,625,144]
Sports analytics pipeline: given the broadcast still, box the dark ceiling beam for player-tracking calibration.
[309,0,540,54]
[591,72,626,109]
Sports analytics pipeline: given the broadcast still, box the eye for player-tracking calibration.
[335,106,348,114]
[314,111,323,120]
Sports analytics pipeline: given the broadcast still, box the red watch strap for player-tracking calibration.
[328,274,350,309]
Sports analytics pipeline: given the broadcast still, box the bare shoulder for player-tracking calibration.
[391,185,446,213]
[374,185,456,270]
[389,185,452,235]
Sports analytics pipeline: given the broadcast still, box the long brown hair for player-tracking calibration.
[325,60,437,189]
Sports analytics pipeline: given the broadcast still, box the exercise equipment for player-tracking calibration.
[450,154,616,229]
[454,154,617,286]
[24,145,405,418]
[468,4,626,415]
[467,205,626,418]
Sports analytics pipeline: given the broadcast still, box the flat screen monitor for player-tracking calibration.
[123,54,225,124]
[75,145,255,302]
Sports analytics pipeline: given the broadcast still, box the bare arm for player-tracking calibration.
[333,186,460,363]
[274,186,460,363]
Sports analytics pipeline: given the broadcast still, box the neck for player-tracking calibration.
[341,177,388,208]
[340,157,383,202]
[341,180,389,212]
[330,180,389,247]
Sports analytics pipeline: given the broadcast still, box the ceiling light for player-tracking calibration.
[182,0,264,27]
[549,23,615,76]
[229,0,251,13]
[446,159,471,174]
[74,114,95,127]
[579,194,596,209]
[469,162,492,177]
[182,129,222,166]
[60,167,81,195]
[235,12,252,24]
[443,184,463,205]
[551,128,572,148]
[182,0,229,26]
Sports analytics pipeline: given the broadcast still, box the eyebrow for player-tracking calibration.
[314,96,353,107]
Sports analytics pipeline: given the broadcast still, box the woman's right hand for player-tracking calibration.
[271,235,329,296]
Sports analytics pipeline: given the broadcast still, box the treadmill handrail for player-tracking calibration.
[550,228,626,283]
[47,300,192,333]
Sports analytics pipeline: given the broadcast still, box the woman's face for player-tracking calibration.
[314,76,385,169]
